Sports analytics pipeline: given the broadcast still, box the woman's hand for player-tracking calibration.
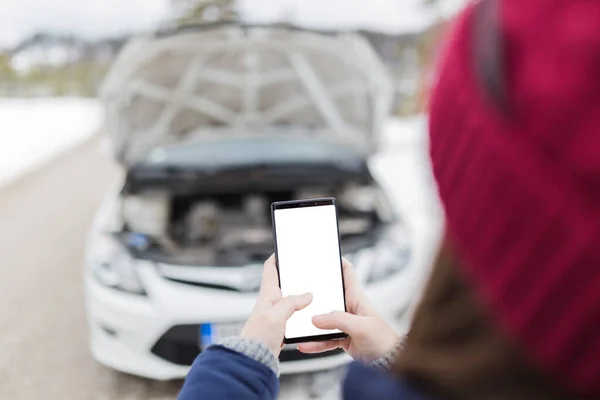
[240,254,313,357]
[297,258,400,363]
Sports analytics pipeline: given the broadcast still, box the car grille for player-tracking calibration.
[150,324,345,366]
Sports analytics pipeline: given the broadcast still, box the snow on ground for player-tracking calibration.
[0,98,102,188]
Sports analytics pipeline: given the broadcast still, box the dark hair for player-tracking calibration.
[393,239,571,399]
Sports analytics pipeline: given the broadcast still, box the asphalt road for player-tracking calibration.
[0,137,342,399]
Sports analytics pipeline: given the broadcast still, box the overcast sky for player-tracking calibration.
[0,0,464,48]
[0,0,170,48]
[239,0,464,33]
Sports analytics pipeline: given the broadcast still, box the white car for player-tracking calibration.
[85,24,415,380]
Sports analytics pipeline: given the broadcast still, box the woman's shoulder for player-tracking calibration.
[343,362,434,400]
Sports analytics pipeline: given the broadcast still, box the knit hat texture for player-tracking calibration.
[429,0,600,397]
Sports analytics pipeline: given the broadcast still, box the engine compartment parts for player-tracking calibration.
[121,192,179,253]
[122,193,169,237]
[184,201,220,243]
[118,185,388,266]
[126,232,151,251]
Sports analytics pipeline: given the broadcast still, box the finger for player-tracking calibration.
[259,254,280,298]
[273,293,313,319]
[297,340,340,354]
[341,257,360,292]
[341,258,375,314]
[312,311,363,334]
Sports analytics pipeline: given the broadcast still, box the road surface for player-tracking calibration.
[0,137,344,399]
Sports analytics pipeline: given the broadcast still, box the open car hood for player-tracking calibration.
[100,24,392,165]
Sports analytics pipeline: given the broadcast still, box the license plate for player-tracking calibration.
[199,321,245,349]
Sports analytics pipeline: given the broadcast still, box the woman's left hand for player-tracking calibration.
[240,254,313,357]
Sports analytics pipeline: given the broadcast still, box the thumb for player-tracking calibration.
[312,311,363,334]
[274,293,313,319]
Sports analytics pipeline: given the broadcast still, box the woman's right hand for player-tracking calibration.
[297,258,400,363]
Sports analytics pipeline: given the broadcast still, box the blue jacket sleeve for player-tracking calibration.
[343,362,433,400]
[177,345,279,400]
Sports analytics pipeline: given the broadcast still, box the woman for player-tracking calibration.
[178,0,600,398]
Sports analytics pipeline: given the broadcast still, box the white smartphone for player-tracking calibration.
[271,197,348,344]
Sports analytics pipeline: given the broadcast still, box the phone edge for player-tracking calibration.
[271,198,349,344]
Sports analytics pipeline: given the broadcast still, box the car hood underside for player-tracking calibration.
[100,24,391,165]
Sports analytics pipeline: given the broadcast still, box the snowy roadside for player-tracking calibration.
[0,98,102,189]
[373,114,443,325]
[376,114,441,227]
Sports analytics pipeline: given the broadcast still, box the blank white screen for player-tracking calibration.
[274,204,345,339]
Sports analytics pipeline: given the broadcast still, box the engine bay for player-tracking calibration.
[119,185,391,266]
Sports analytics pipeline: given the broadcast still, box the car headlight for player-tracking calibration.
[87,233,146,295]
[348,223,411,284]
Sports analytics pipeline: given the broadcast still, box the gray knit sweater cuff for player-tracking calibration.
[219,337,280,377]
[370,337,405,371]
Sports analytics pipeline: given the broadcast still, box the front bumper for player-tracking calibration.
[85,262,409,380]
[86,263,359,380]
